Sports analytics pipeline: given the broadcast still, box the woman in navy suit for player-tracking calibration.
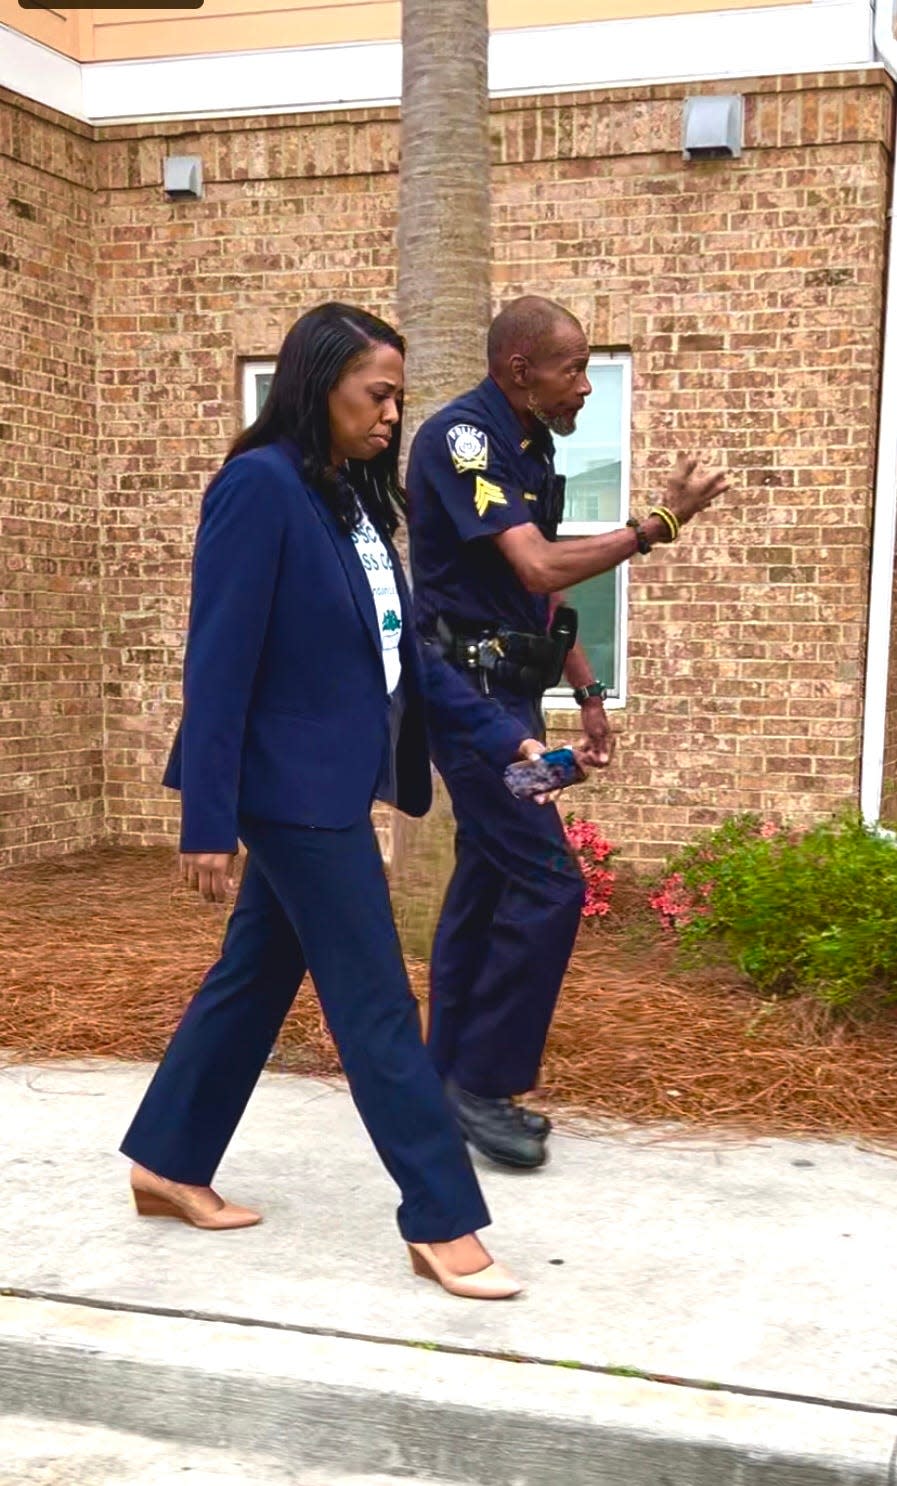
[120,304,537,1300]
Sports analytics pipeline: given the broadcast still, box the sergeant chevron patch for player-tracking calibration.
[447,423,488,473]
[474,476,508,517]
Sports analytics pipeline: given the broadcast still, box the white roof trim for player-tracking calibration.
[1,0,876,128]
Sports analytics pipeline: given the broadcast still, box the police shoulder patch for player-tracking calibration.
[447,423,488,474]
[474,476,508,518]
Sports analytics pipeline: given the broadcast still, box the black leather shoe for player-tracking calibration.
[519,1105,552,1140]
[446,1082,548,1170]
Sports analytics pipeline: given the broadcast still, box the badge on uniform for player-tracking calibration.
[447,424,488,474]
[474,476,508,518]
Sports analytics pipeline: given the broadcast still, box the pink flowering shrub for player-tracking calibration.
[647,812,897,1008]
[648,872,712,929]
[564,816,617,918]
[648,814,775,931]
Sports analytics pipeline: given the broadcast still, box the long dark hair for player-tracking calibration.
[227,302,406,536]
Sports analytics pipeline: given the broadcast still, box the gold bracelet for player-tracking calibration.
[655,504,681,538]
[648,505,680,542]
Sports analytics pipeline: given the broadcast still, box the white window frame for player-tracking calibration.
[545,350,631,712]
[241,359,276,426]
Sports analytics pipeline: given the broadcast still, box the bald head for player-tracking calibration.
[487,296,591,438]
[487,296,584,372]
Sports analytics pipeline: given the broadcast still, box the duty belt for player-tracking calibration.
[432,606,578,697]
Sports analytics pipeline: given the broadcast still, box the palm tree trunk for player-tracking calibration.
[390,0,491,887]
[398,0,491,442]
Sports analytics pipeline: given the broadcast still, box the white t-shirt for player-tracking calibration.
[351,507,403,695]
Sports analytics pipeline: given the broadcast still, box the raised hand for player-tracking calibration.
[661,453,730,534]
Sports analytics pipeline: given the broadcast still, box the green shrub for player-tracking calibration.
[654,814,897,1009]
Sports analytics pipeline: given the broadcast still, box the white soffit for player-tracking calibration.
[0,0,876,127]
[0,23,83,120]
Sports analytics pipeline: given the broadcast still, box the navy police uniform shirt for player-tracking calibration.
[406,376,564,639]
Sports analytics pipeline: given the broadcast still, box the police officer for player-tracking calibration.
[407,295,729,1169]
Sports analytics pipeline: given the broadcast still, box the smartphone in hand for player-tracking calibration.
[503,746,586,801]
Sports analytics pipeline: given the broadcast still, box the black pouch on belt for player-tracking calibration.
[433,606,578,695]
[541,604,578,689]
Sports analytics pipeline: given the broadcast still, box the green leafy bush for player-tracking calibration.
[652,814,897,1008]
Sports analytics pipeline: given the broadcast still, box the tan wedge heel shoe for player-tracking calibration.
[130,1167,261,1231]
[408,1242,522,1300]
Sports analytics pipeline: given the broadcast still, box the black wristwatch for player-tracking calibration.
[573,681,608,705]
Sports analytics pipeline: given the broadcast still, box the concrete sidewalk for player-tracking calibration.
[2,1060,897,1483]
[0,1417,450,1486]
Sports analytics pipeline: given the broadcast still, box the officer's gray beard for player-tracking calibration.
[529,398,578,438]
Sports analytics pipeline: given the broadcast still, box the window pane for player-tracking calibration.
[555,361,624,523]
[567,567,619,694]
[254,371,273,419]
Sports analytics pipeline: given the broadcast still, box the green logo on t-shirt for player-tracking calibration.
[381,609,401,634]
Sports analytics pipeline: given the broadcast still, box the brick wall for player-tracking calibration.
[92,73,892,868]
[0,90,102,867]
[2,71,893,868]
[93,111,398,842]
[499,76,893,864]
[881,554,897,826]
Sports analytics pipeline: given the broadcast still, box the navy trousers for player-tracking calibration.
[428,691,586,1100]
[120,815,489,1243]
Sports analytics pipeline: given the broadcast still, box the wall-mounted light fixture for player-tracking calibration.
[163,155,204,201]
[682,96,743,161]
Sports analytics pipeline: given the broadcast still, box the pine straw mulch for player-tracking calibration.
[3,844,897,1147]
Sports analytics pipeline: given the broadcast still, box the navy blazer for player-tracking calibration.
[164,439,528,853]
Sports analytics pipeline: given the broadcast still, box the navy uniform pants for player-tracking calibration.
[428,689,586,1100]
[120,814,489,1243]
